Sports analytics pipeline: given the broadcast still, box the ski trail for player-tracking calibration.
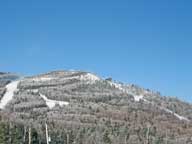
[141,97,190,122]
[39,93,69,109]
[0,80,20,109]
[163,108,190,121]
[109,81,190,122]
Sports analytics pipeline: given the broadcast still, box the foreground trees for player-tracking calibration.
[0,117,191,144]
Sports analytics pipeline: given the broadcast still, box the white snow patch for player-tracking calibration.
[32,89,39,93]
[29,77,55,82]
[141,99,190,122]
[134,95,144,102]
[163,108,190,121]
[80,73,100,82]
[140,98,190,122]
[108,82,145,102]
[107,80,190,122]
[108,82,125,91]
[27,73,100,84]
[0,80,20,109]
[39,93,69,109]
[56,73,100,84]
[174,113,189,121]
[141,99,190,121]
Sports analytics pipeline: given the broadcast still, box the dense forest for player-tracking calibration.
[0,71,192,144]
[0,110,192,144]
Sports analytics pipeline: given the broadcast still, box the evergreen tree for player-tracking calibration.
[0,122,6,144]
[103,130,111,144]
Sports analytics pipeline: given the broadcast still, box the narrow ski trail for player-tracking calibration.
[0,80,20,109]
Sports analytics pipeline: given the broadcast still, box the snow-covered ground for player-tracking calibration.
[138,95,190,121]
[80,73,100,82]
[141,97,190,122]
[108,81,144,102]
[134,95,144,102]
[0,75,189,122]
[163,108,190,121]
[0,79,69,110]
[108,81,190,122]
[0,80,20,109]
[108,81,126,92]
[27,73,100,84]
[28,77,55,82]
[39,93,69,109]
[58,73,100,84]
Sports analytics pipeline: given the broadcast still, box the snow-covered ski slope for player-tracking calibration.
[0,80,20,109]
[39,93,69,109]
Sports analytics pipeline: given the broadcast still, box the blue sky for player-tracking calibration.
[0,0,192,102]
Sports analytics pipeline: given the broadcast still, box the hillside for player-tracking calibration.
[0,71,192,144]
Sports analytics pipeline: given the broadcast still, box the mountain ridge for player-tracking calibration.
[0,70,192,143]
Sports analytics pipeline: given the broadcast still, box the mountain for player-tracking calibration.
[0,70,192,144]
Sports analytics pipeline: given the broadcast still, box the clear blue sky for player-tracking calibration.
[0,0,192,102]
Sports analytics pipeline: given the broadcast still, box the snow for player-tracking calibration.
[107,81,190,122]
[39,93,69,109]
[32,89,39,93]
[108,82,125,91]
[0,80,20,109]
[108,82,143,102]
[28,73,100,84]
[80,73,100,82]
[141,98,190,121]
[134,95,144,102]
[0,74,188,122]
[48,136,51,142]
[163,108,190,121]
[30,77,55,82]
[174,113,189,121]
[143,100,190,122]
[140,98,190,122]
[108,81,144,102]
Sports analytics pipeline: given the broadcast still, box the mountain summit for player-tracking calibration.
[0,70,192,144]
